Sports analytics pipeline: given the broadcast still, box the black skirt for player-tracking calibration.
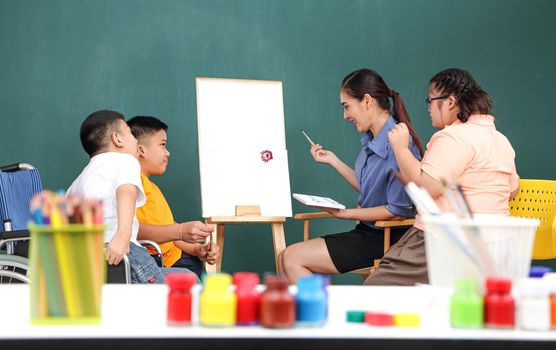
[323,223,409,273]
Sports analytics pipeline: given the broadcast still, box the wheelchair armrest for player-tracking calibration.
[0,163,34,172]
[0,229,31,247]
[138,239,164,267]
[122,255,131,284]
[0,229,30,239]
[106,255,131,284]
[138,240,163,255]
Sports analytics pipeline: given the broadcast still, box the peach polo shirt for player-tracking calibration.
[414,114,519,230]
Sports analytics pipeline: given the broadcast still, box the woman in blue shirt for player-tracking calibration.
[282,68,423,283]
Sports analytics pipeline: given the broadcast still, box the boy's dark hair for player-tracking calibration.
[80,110,125,157]
[430,68,493,123]
[127,116,168,141]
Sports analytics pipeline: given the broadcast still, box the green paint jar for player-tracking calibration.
[450,278,484,328]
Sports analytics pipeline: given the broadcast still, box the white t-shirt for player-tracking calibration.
[67,152,146,245]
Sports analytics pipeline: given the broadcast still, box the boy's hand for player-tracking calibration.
[195,242,219,265]
[106,233,130,265]
[181,221,213,244]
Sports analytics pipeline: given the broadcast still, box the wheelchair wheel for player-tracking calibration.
[0,255,30,284]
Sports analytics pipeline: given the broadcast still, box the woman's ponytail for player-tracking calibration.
[390,91,424,156]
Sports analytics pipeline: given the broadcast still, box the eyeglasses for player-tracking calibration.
[425,94,450,107]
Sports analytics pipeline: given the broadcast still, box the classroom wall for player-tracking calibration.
[1,0,555,284]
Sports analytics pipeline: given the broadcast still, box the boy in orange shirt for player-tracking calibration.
[128,116,218,278]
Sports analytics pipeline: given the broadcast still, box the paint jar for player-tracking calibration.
[544,274,556,329]
[200,273,236,327]
[233,272,260,326]
[519,278,550,331]
[320,275,330,317]
[450,278,483,328]
[296,275,327,326]
[552,292,556,329]
[529,266,552,278]
[166,273,196,325]
[484,277,514,328]
[260,275,295,328]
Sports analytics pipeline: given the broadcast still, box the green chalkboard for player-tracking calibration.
[1,0,555,284]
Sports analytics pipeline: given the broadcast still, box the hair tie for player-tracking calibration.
[389,90,398,97]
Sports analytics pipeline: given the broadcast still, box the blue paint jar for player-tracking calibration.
[319,274,330,318]
[529,266,552,278]
[295,275,327,326]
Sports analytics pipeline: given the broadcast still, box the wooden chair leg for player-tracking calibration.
[303,220,310,242]
[371,227,392,273]
[383,227,391,254]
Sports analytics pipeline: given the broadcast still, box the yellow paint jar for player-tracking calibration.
[200,273,236,327]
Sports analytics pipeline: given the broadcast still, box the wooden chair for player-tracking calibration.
[509,179,556,260]
[293,212,414,277]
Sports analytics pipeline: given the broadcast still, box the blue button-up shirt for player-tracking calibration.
[355,116,422,227]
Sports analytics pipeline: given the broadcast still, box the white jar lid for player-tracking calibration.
[542,273,556,293]
[519,278,550,298]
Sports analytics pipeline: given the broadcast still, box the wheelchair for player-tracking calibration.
[0,163,37,283]
[0,162,162,284]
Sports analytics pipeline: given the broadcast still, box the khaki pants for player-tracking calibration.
[363,227,428,286]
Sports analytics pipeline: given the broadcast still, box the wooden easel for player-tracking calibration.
[205,205,286,274]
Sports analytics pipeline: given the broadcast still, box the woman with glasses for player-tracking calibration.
[364,68,519,285]
[281,68,424,283]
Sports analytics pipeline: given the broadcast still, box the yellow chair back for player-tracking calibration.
[509,179,556,259]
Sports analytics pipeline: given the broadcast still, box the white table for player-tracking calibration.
[1,284,555,349]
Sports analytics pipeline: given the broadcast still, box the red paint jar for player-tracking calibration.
[484,277,514,328]
[260,275,295,328]
[233,272,261,325]
[166,273,196,325]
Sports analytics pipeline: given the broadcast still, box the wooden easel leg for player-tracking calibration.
[271,223,286,274]
[215,224,226,273]
[205,224,225,273]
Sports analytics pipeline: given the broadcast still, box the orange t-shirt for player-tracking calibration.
[415,114,519,230]
[136,174,182,267]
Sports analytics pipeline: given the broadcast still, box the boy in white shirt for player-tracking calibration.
[67,110,199,283]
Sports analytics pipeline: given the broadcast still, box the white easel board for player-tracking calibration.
[195,77,292,217]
